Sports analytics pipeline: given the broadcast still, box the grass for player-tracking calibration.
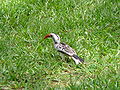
[0,0,120,89]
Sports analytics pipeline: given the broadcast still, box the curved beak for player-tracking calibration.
[44,34,51,39]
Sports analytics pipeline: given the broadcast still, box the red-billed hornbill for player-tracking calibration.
[44,33,84,64]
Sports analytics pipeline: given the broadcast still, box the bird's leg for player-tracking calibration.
[60,53,71,63]
[60,53,65,61]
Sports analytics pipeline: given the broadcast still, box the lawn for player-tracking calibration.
[0,0,120,89]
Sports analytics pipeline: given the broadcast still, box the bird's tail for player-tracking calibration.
[72,54,84,64]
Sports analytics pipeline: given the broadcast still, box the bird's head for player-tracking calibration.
[44,33,60,44]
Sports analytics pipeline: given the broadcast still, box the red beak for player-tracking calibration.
[44,34,51,39]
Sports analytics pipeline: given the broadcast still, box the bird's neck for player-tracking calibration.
[51,34,60,44]
[52,37,60,44]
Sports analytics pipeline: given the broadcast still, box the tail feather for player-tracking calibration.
[72,54,84,64]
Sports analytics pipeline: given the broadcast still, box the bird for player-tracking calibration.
[44,33,84,64]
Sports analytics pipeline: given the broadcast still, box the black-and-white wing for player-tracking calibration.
[55,42,76,56]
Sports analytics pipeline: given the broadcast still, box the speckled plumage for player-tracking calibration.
[44,33,84,64]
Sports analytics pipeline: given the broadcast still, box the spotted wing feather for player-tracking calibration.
[55,42,76,56]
